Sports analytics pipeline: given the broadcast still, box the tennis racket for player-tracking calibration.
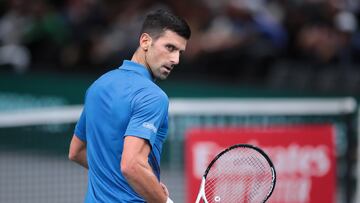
[195,144,276,203]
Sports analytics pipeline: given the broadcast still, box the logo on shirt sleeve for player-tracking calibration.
[142,122,157,133]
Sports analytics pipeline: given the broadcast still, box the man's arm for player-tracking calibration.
[121,136,167,203]
[68,135,88,169]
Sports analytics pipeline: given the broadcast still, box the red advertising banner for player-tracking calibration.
[185,125,336,203]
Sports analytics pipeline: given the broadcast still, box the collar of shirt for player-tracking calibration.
[120,60,154,81]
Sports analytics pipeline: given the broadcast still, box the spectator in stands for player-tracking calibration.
[0,0,31,73]
[334,10,360,66]
[294,2,359,67]
[23,0,70,71]
[191,0,287,83]
[61,0,107,72]
[86,0,164,71]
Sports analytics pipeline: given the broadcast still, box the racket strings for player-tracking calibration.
[207,160,265,202]
[204,147,273,203]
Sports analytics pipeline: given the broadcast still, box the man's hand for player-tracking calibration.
[160,183,175,203]
[160,182,169,196]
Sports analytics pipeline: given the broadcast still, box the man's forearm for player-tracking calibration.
[69,135,88,169]
[70,148,88,169]
[122,161,167,203]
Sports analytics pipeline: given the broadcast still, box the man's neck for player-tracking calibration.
[132,49,147,67]
[131,49,155,80]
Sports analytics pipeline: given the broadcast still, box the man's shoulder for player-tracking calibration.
[137,85,168,101]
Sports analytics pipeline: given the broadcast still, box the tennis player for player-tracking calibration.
[68,9,191,203]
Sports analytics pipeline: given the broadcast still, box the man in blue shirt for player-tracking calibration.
[68,9,191,203]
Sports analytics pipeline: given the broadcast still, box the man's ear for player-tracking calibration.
[139,33,152,51]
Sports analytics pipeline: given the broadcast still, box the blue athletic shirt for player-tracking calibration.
[74,60,169,202]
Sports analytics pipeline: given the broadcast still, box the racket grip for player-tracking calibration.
[166,197,174,203]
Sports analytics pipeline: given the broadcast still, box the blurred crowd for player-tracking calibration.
[0,0,359,91]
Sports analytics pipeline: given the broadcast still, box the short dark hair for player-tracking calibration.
[140,9,191,40]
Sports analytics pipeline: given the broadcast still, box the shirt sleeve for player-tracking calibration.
[125,89,169,148]
[74,88,89,142]
[74,107,87,141]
